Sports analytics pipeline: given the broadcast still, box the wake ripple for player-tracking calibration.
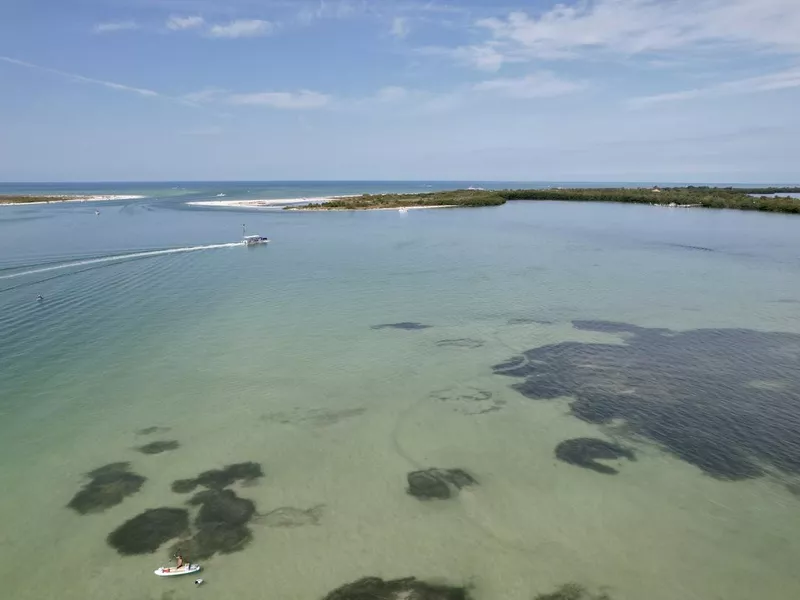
[0,242,244,281]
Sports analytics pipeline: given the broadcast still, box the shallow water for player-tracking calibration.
[1,186,800,600]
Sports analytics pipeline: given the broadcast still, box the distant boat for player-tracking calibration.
[216,193,226,197]
[95,210,100,215]
[398,208,408,213]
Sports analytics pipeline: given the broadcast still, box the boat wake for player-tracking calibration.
[0,242,243,281]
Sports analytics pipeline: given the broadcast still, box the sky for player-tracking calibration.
[1,0,799,183]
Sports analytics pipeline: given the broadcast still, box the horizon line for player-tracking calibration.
[1,179,799,186]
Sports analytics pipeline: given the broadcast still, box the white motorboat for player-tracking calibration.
[243,234,269,246]
[242,224,268,245]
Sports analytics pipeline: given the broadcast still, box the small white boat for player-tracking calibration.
[242,224,268,245]
[216,193,226,197]
[154,564,201,577]
[398,208,408,213]
[244,234,269,246]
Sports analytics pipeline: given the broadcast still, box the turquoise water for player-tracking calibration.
[1,185,800,599]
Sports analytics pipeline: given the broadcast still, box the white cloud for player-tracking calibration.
[228,90,330,109]
[628,89,705,108]
[182,88,226,104]
[417,42,526,72]
[209,19,275,39]
[297,0,367,24]
[474,72,586,98]
[358,76,583,114]
[166,15,205,31]
[452,44,511,72]
[629,66,800,108]
[448,0,800,69]
[390,17,409,39]
[0,56,159,97]
[93,21,138,34]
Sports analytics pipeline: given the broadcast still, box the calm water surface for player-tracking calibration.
[1,184,799,600]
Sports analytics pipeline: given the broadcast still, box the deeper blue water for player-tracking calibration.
[1,182,799,600]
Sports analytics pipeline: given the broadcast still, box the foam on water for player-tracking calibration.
[0,242,243,280]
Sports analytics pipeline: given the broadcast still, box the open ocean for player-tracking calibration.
[1,181,799,600]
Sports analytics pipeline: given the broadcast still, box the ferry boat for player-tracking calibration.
[242,224,268,245]
[243,234,269,246]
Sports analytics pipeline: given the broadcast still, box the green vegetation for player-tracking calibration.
[0,195,77,204]
[290,186,800,214]
[500,186,800,213]
[290,189,505,210]
[732,186,800,194]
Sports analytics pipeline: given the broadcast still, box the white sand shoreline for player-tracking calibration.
[288,204,457,211]
[186,195,358,208]
[0,194,145,206]
[187,195,457,212]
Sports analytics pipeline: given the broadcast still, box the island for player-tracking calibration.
[287,186,800,214]
[0,194,144,205]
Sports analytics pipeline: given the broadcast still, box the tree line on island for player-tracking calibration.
[291,186,800,214]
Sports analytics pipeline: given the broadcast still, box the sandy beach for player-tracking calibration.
[186,195,358,208]
[0,194,145,206]
[288,204,458,211]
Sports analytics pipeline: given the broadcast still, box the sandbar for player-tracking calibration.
[0,195,145,206]
[289,204,457,211]
[186,195,357,208]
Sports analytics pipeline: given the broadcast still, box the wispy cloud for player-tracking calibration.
[164,15,274,38]
[0,56,159,97]
[354,85,461,113]
[360,71,588,114]
[166,15,205,31]
[93,21,139,34]
[452,44,514,72]
[208,19,275,38]
[629,66,800,108]
[297,0,368,25]
[417,42,524,72]
[474,72,586,99]
[0,54,334,114]
[228,90,330,109]
[390,16,409,39]
[353,75,582,115]
[444,0,800,70]
[181,88,226,104]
